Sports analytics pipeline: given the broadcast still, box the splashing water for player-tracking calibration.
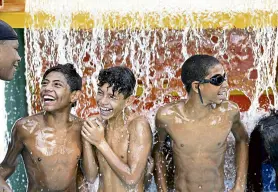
[1,0,276,191]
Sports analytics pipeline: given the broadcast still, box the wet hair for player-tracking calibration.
[98,66,136,99]
[181,54,220,93]
[42,63,82,92]
[247,110,278,191]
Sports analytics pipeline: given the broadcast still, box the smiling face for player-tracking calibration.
[96,83,127,120]
[0,40,21,81]
[40,71,75,112]
[198,63,229,105]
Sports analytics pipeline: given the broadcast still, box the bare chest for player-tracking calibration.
[23,129,82,166]
[167,115,232,153]
[98,128,129,166]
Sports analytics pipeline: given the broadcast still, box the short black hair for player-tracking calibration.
[42,63,82,92]
[247,110,278,191]
[255,110,278,168]
[181,54,220,93]
[98,66,136,99]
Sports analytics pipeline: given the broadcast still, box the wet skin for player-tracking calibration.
[82,83,153,192]
[153,64,249,192]
[0,71,85,191]
[0,114,83,191]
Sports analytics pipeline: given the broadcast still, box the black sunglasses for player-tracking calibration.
[199,73,226,86]
[197,73,226,104]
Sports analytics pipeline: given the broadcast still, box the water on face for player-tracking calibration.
[1,0,278,191]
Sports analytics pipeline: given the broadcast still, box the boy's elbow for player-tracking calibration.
[236,131,249,143]
[125,179,138,187]
[86,177,96,184]
[85,175,97,184]
[84,172,98,184]
[124,175,141,187]
[242,133,249,143]
[236,135,249,145]
[0,164,16,180]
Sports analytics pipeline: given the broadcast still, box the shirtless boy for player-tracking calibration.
[0,64,84,191]
[153,55,249,192]
[81,66,152,192]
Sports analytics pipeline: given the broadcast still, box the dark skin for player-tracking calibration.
[153,64,249,192]
[0,71,87,191]
[0,39,21,81]
[82,83,153,192]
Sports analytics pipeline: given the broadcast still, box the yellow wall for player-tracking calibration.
[0,11,278,29]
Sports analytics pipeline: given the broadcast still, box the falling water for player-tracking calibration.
[1,0,277,191]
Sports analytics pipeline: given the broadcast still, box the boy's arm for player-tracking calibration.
[82,117,152,186]
[230,109,249,192]
[82,137,99,183]
[0,121,25,191]
[153,109,168,192]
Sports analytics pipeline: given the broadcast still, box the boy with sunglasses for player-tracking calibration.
[153,54,249,192]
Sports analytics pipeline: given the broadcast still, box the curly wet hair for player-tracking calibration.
[98,66,136,99]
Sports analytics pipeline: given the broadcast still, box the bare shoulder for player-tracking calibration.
[218,101,240,120]
[218,101,239,114]
[13,112,44,137]
[156,100,185,119]
[127,115,152,138]
[70,114,84,130]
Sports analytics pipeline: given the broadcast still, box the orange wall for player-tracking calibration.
[25,28,277,116]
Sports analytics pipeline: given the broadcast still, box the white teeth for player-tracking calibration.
[44,95,55,100]
[101,107,112,111]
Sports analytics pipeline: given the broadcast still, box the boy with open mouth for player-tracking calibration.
[0,64,87,191]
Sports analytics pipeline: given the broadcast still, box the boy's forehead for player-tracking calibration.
[11,39,19,46]
[44,71,67,82]
[207,63,225,76]
[99,84,116,92]
[3,39,19,47]
[98,83,124,96]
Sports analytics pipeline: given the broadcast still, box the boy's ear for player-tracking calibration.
[125,95,135,106]
[191,81,200,94]
[70,90,81,104]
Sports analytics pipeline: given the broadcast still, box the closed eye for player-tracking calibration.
[110,95,117,99]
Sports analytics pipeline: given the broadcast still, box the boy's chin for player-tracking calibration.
[99,114,112,120]
[215,99,227,105]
